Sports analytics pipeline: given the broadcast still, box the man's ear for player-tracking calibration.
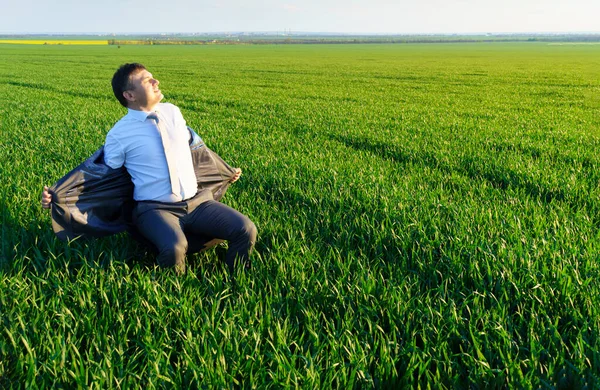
[123,90,135,103]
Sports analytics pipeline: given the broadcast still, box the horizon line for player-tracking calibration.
[2,31,600,36]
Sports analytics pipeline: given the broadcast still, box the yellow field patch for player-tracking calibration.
[0,39,108,45]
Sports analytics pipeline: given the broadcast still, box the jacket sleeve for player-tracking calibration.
[49,146,134,241]
[188,127,236,201]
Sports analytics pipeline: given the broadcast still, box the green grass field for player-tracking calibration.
[1,42,599,388]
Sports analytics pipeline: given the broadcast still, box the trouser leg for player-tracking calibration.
[129,228,222,255]
[183,200,257,271]
[134,206,188,273]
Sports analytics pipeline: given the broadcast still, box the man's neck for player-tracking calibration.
[127,103,158,113]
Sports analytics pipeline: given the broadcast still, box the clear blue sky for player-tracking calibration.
[2,0,599,34]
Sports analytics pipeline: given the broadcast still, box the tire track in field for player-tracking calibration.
[329,133,600,216]
[1,80,112,101]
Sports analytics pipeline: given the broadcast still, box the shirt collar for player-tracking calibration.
[126,108,157,122]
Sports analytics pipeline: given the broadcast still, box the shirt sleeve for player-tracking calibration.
[172,105,191,142]
[174,105,187,127]
[104,132,125,169]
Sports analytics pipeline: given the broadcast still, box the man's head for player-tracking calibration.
[111,63,163,111]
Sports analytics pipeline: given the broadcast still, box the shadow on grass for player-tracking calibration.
[0,198,20,271]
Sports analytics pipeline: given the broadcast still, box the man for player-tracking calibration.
[42,63,257,273]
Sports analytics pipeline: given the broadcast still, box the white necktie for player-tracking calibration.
[147,112,181,198]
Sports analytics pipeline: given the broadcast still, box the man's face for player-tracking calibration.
[125,69,163,110]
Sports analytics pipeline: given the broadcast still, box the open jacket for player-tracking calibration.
[50,128,236,241]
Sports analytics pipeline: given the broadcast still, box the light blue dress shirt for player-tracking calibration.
[104,102,198,202]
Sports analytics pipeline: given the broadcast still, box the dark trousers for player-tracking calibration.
[133,193,257,273]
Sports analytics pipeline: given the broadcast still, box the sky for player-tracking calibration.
[2,0,599,35]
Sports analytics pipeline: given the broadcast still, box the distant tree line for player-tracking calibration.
[107,35,600,46]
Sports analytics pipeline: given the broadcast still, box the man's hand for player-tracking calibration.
[41,186,52,209]
[230,168,242,183]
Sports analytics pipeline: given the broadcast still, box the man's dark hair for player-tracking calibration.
[111,63,146,107]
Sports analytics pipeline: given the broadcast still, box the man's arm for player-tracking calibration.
[104,132,125,169]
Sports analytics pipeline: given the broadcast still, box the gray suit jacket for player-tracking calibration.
[50,128,236,240]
